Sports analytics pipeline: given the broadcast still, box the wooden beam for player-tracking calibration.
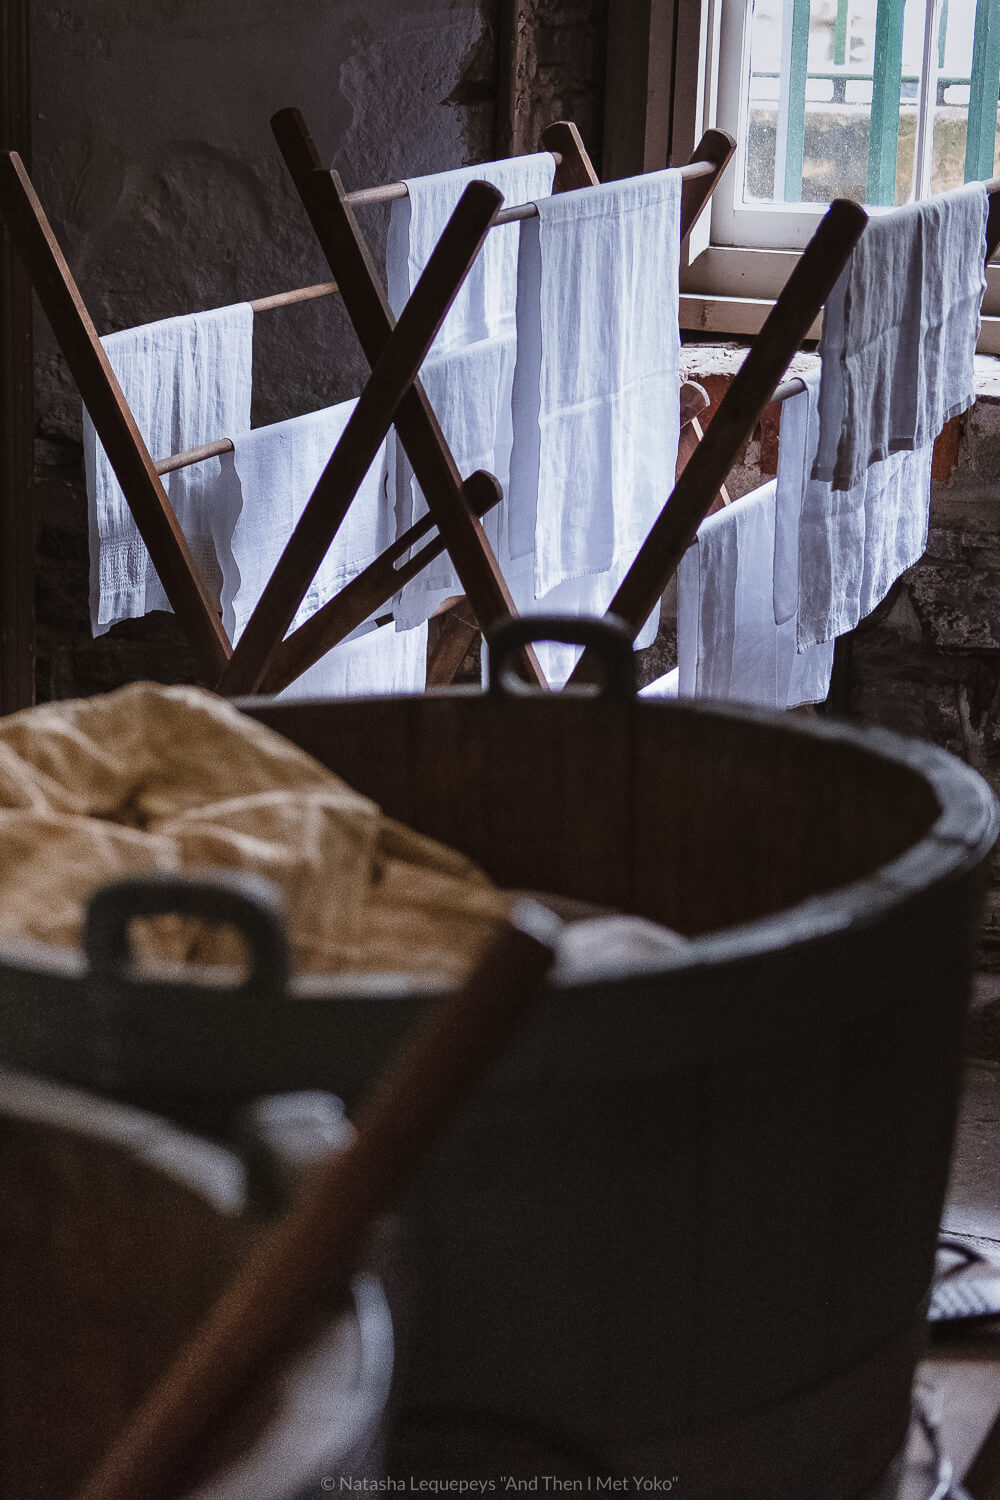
[0,0,33,712]
[602,0,675,179]
[679,129,736,244]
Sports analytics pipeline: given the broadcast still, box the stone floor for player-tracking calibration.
[968,972,1000,1068]
[895,1059,1000,1496]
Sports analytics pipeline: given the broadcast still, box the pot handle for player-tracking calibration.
[486,614,636,700]
[83,869,291,997]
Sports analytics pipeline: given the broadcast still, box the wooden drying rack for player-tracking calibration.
[0,117,735,698]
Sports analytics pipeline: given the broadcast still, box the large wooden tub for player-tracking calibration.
[0,628,995,1496]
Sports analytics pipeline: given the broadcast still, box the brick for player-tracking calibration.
[931,415,962,482]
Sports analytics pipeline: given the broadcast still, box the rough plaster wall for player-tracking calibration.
[31,0,498,698]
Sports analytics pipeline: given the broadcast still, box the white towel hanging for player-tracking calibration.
[83,303,253,636]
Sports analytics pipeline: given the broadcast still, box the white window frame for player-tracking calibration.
[675,0,1000,352]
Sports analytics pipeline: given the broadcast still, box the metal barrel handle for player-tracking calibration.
[487,614,636,700]
[83,869,291,998]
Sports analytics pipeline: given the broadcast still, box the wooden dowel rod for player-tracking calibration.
[155,372,804,481]
[226,153,720,322]
[156,374,806,484]
[771,375,807,404]
[340,151,565,209]
[248,279,338,313]
[250,171,992,277]
[154,439,232,476]
[74,903,559,1500]
[492,158,718,226]
[343,180,410,208]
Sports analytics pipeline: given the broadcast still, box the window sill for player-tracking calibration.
[680,294,1000,357]
[680,241,1000,353]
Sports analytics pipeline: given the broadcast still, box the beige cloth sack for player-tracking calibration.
[0,683,508,979]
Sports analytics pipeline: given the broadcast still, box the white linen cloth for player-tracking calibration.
[499,560,662,689]
[83,304,254,635]
[638,667,679,698]
[508,170,683,600]
[391,339,515,628]
[221,403,426,697]
[814,183,986,491]
[501,170,683,684]
[277,618,428,700]
[775,370,934,649]
[387,153,557,358]
[676,481,834,708]
[386,153,557,629]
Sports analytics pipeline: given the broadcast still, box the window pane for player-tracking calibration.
[741,0,1000,209]
[930,0,1000,190]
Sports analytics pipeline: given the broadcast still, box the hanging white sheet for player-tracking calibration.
[83,303,253,636]
[386,152,557,630]
[776,370,934,650]
[223,403,426,696]
[813,182,986,492]
[676,481,834,708]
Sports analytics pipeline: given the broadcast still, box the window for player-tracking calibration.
[677,0,1000,344]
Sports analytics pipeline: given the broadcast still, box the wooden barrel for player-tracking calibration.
[0,620,994,1496]
[0,1069,393,1498]
[244,623,999,1498]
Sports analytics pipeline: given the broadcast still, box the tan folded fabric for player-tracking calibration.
[0,683,509,980]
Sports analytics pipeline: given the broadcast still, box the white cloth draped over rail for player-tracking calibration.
[775,183,987,651]
[671,480,834,708]
[83,316,426,695]
[386,152,557,632]
[83,304,253,636]
[775,371,934,650]
[220,404,427,698]
[637,181,989,707]
[82,160,707,696]
[813,182,987,492]
[505,168,683,685]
